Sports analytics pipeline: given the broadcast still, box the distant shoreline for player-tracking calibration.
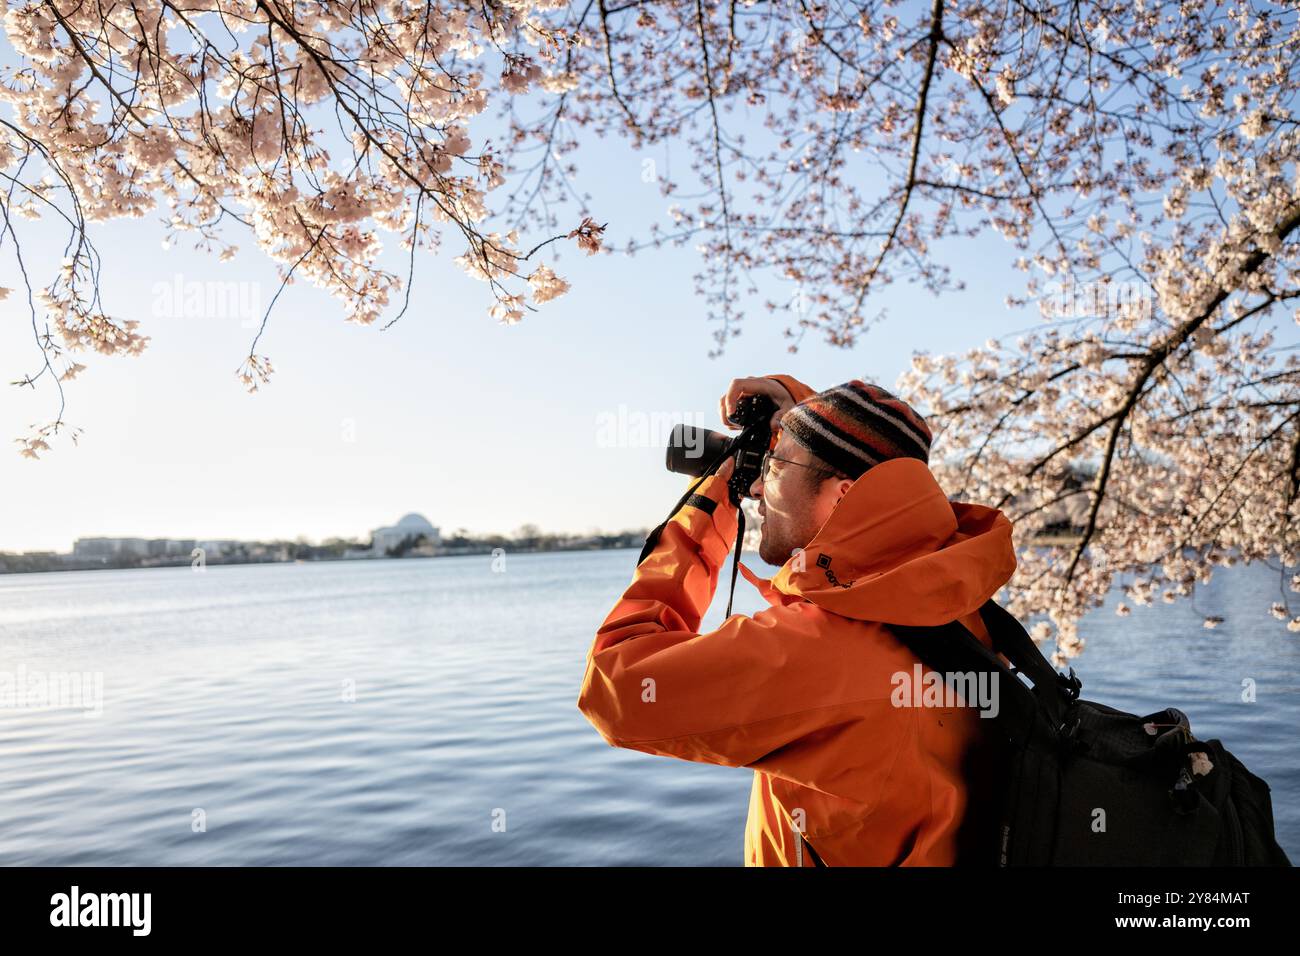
[0,539,652,576]
[0,532,1094,576]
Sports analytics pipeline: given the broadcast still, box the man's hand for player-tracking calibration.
[691,454,736,507]
[719,377,796,433]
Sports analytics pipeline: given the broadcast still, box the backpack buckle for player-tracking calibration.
[1169,766,1200,814]
[1057,667,1082,702]
[1056,702,1082,747]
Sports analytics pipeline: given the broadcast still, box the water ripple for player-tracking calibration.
[0,551,1295,865]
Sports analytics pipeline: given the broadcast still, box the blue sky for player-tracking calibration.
[1,99,1050,554]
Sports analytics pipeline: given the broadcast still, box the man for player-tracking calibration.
[577,373,1018,866]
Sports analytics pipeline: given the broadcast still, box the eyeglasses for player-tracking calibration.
[758,450,840,484]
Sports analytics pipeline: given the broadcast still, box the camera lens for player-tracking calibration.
[666,424,732,477]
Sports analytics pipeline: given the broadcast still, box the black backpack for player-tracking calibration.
[877,598,1293,866]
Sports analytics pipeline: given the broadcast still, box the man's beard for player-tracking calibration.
[757,528,787,567]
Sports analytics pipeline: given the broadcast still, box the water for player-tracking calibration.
[0,550,1296,865]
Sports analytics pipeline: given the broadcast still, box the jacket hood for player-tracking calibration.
[743,456,1017,627]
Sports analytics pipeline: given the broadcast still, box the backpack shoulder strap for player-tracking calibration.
[977,599,1081,729]
[889,599,1077,733]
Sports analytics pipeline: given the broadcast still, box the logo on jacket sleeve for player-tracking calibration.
[816,553,854,588]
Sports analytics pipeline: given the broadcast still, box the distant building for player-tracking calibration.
[196,540,241,558]
[73,538,115,558]
[73,537,150,559]
[147,539,196,557]
[73,537,203,562]
[370,513,440,556]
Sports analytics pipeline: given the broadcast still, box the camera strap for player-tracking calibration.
[637,443,747,623]
[725,508,745,618]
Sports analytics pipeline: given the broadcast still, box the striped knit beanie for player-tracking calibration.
[782,380,932,479]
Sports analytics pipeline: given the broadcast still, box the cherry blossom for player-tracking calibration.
[3,0,587,446]
[4,0,1297,651]
[493,0,1299,654]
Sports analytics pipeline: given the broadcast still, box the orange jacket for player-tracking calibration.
[577,374,1018,865]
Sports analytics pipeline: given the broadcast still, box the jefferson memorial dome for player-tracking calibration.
[371,513,440,555]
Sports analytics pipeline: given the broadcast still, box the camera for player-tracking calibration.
[665,394,776,505]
